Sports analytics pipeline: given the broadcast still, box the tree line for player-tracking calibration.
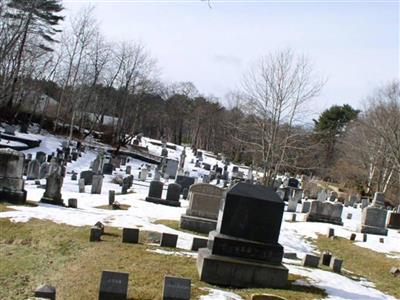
[1,1,398,203]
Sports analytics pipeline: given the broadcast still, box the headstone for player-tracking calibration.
[36,151,47,164]
[102,163,113,175]
[164,183,181,206]
[125,166,131,175]
[161,148,168,157]
[197,182,288,288]
[330,257,343,273]
[283,252,298,260]
[48,158,61,176]
[121,177,129,194]
[317,190,328,202]
[40,172,63,205]
[301,201,311,213]
[387,211,400,229]
[91,174,103,194]
[363,233,367,242]
[287,189,301,212]
[372,192,385,207]
[68,198,77,208]
[327,228,334,238]
[320,251,332,266]
[80,170,94,185]
[358,206,388,236]
[95,221,105,234]
[109,190,115,205]
[160,232,178,248]
[350,233,356,241]
[27,159,40,180]
[347,195,358,207]
[99,271,129,300]
[78,178,85,193]
[4,124,16,135]
[291,214,296,222]
[302,254,319,268]
[328,191,337,202]
[92,154,104,174]
[165,159,179,179]
[34,284,56,300]
[347,213,352,219]
[390,267,400,277]
[71,150,78,161]
[175,175,195,195]
[202,163,211,171]
[122,228,139,244]
[284,177,299,189]
[154,168,161,181]
[361,197,369,209]
[162,276,191,300]
[139,168,148,181]
[90,227,102,242]
[306,200,343,225]
[191,237,208,251]
[145,180,164,202]
[0,149,27,204]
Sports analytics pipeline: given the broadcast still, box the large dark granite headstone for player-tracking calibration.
[145,180,164,202]
[80,170,94,185]
[99,271,129,300]
[175,175,195,195]
[102,163,114,175]
[197,182,288,288]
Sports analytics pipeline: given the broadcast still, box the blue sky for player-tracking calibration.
[63,0,399,117]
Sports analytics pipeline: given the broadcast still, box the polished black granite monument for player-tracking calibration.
[197,182,288,288]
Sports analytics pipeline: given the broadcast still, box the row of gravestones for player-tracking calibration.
[34,273,191,300]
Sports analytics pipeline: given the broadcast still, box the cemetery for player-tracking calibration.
[0,1,398,300]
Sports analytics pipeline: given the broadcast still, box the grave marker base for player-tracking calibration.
[180,214,217,234]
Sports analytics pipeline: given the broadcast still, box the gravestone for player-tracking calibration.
[160,232,178,248]
[317,190,328,202]
[121,177,130,194]
[284,177,299,189]
[347,213,353,219]
[125,166,131,175]
[302,254,319,268]
[328,191,337,202]
[0,149,27,204]
[358,206,388,236]
[306,200,343,225]
[109,190,115,205]
[139,168,148,181]
[191,237,208,251]
[350,233,356,241]
[165,183,181,207]
[346,195,358,207]
[161,148,168,157]
[99,271,129,300]
[287,189,302,212]
[197,182,288,288]
[180,183,224,234]
[327,228,334,238]
[202,163,211,171]
[40,172,63,205]
[163,276,191,300]
[27,159,40,180]
[102,163,114,175]
[361,197,369,209]
[145,180,164,203]
[68,198,77,208]
[330,257,343,273]
[202,175,210,183]
[92,154,104,174]
[91,174,103,194]
[34,284,56,300]
[39,162,50,179]
[78,178,85,193]
[372,192,385,207]
[301,201,311,213]
[71,150,78,161]
[122,228,139,244]
[48,158,61,176]
[320,251,332,266]
[90,227,102,242]
[165,159,179,179]
[175,175,195,195]
[80,170,94,185]
[36,151,47,164]
[71,172,77,181]
[154,168,161,181]
[387,211,400,229]
[4,124,16,135]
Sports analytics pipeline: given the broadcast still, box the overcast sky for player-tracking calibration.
[63,0,399,117]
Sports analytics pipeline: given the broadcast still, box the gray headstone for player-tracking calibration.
[166,183,181,202]
[191,237,208,251]
[91,175,103,194]
[162,276,191,300]
[302,254,319,268]
[68,198,77,208]
[80,170,94,185]
[320,251,332,266]
[99,271,129,300]
[27,159,40,180]
[122,228,139,244]
[109,190,115,205]
[78,178,85,193]
[160,233,178,248]
[34,284,56,300]
[40,172,63,205]
[90,227,102,242]
[125,166,131,175]
[372,192,385,207]
[330,257,343,273]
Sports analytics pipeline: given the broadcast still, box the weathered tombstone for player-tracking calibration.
[122,228,139,244]
[68,198,77,208]
[71,150,78,161]
[361,197,369,209]
[139,168,148,181]
[34,284,56,300]
[160,232,178,248]
[347,213,353,219]
[350,233,356,241]
[102,163,114,175]
[121,177,130,194]
[109,190,115,205]
[78,178,85,193]
[0,149,27,204]
[80,170,94,185]
[90,227,102,242]
[95,221,105,234]
[36,151,47,164]
[40,172,63,205]
[317,190,328,202]
[358,205,388,236]
[162,183,181,207]
[92,154,104,174]
[27,159,40,180]
[125,166,131,175]
[71,172,77,181]
[91,174,103,194]
[287,189,302,212]
[346,195,358,207]
[181,183,224,233]
[197,182,288,288]
[98,271,129,300]
[327,228,334,238]
[175,175,195,195]
[320,251,332,266]
[363,233,367,242]
[154,168,161,181]
[306,200,343,225]
[387,211,400,229]
[284,177,299,189]
[372,192,385,207]
[48,158,61,176]
[165,159,179,179]
[191,237,208,251]
[301,201,311,213]
[302,254,319,268]
[161,148,168,157]
[162,275,191,300]
[330,257,343,273]
[328,191,337,202]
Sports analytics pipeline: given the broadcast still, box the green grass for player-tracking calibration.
[0,219,326,300]
[314,235,400,299]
